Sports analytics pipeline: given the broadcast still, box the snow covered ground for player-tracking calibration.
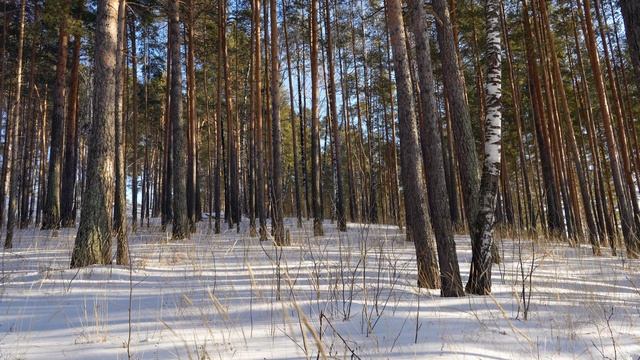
[1,218,639,359]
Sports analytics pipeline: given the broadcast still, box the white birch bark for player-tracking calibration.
[466,0,502,295]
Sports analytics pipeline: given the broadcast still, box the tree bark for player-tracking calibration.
[4,0,26,248]
[432,0,480,237]
[70,0,118,265]
[323,0,346,232]
[169,0,189,240]
[406,0,464,297]
[310,0,324,236]
[129,17,139,232]
[580,0,639,257]
[113,0,128,265]
[282,0,303,228]
[385,0,440,288]
[269,0,286,245]
[466,0,502,295]
[61,34,81,227]
[43,0,71,230]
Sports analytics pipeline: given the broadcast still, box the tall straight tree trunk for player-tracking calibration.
[36,91,48,226]
[385,0,440,288]
[521,0,563,234]
[593,0,640,234]
[4,0,26,248]
[0,5,9,228]
[580,0,639,257]
[323,0,346,232]
[500,0,535,230]
[186,0,198,232]
[161,30,173,229]
[337,43,358,223]
[214,0,224,234]
[432,0,480,236]
[537,0,599,252]
[248,7,257,235]
[61,34,81,227]
[70,0,118,266]
[141,27,150,227]
[253,0,267,239]
[407,0,464,297]
[43,0,71,230]
[466,0,502,295]
[129,17,139,232]
[113,0,128,265]
[269,0,286,245]
[20,5,40,229]
[310,0,324,236]
[225,0,239,229]
[282,0,303,228]
[169,0,189,240]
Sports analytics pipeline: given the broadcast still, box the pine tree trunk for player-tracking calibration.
[129,17,139,233]
[269,0,286,245]
[4,0,26,248]
[20,7,40,229]
[186,0,198,232]
[323,0,346,232]
[42,0,71,230]
[161,32,173,229]
[61,35,81,227]
[253,0,267,239]
[581,0,639,257]
[225,0,239,229]
[113,0,128,265]
[500,0,535,230]
[407,0,464,297]
[432,0,480,236]
[310,0,324,236]
[0,6,9,228]
[385,0,440,288]
[538,0,600,252]
[282,0,303,228]
[214,0,225,234]
[70,0,118,266]
[169,0,190,240]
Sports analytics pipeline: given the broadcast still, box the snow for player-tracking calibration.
[1,218,639,359]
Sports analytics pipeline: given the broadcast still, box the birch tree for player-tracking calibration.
[466,0,502,295]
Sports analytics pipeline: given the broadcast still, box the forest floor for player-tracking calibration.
[1,218,639,359]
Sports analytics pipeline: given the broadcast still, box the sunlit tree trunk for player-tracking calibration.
[169,0,189,240]
[70,0,118,265]
[282,0,303,228]
[43,0,71,230]
[466,0,502,295]
[4,0,26,248]
[580,0,639,257]
[432,0,480,237]
[310,0,324,236]
[269,0,286,245]
[61,34,81,228]
[113,0,128,264]
[385,0,439,288]
[407,0,464,297]
[323,0,346,232]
